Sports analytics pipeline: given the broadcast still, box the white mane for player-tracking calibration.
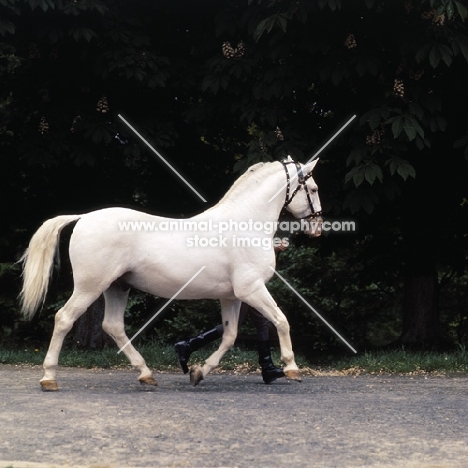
[217,161,279,205]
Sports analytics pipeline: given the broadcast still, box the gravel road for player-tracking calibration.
[1,364,467,468]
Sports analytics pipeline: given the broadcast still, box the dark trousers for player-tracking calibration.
[233,302,271,342]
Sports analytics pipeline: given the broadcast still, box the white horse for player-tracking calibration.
[19,157,322,391]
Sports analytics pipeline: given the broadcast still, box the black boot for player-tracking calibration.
[174,326,222,374]
[257,341,285,384]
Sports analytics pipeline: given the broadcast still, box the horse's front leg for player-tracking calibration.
[189,299,240,386]
[239,283,301,382]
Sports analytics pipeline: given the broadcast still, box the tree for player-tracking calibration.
[72,295,112,349]
[2,0,467,350]
[0,0,214,344]
[185,0,468,347]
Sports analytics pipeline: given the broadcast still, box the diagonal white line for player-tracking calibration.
[118,114,207,203]
[268,114,357,204]
[269,266,357,354]
[118,266,207,354]
[306,114,356,164]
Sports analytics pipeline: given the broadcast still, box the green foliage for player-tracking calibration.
[3,343,468,376]
[1,0,467,352]
[253,13,290,42]
[334,347,468,374]
[266,240,403,353]
[122,292,221,344]
[386,156,416,181]
[0,262,21,340]
[454,132,468,160]
[214,0,468,214]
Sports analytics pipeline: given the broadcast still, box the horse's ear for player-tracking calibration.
[304,159,319,173]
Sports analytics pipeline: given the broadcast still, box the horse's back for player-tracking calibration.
[66,207,228,297]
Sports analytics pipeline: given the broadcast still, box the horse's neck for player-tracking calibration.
[204,164,285,222]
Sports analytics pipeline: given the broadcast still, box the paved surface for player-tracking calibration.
[1,364,467,468]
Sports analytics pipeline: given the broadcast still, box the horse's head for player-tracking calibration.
[281,157,323,237]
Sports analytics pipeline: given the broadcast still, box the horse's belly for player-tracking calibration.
[123,267,235,300]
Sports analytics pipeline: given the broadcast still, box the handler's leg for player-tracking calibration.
[245,303,285,384]
[174,326,223,374]
[238,283,301,381]
[175,303,251,373]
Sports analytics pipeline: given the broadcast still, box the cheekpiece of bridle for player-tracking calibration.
[281,158,322,220]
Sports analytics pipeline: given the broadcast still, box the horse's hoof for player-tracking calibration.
[40,380,59,391]
[189,366,204,387]
[139,376,158,386]
[284,369,302,382]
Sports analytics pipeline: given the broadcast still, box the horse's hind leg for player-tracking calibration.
[190,299,240,386]
[41,290,101,391]
[102,283,157,386]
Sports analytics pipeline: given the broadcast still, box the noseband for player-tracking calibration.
[281,159,322,219]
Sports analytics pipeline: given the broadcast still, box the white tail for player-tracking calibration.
[19,215,82,320]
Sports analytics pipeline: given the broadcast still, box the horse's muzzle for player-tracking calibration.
[305,215,323,237]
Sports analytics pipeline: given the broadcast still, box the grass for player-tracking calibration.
[1,342,468,375]
[332,347,468,375]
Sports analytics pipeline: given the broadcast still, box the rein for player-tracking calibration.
[281,159,322,219]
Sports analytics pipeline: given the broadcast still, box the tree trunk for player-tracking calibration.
[72,295,112,349]
[399,164,440,348]
[401,270,439,346]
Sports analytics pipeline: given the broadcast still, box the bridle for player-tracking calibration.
[281,158,322,219]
